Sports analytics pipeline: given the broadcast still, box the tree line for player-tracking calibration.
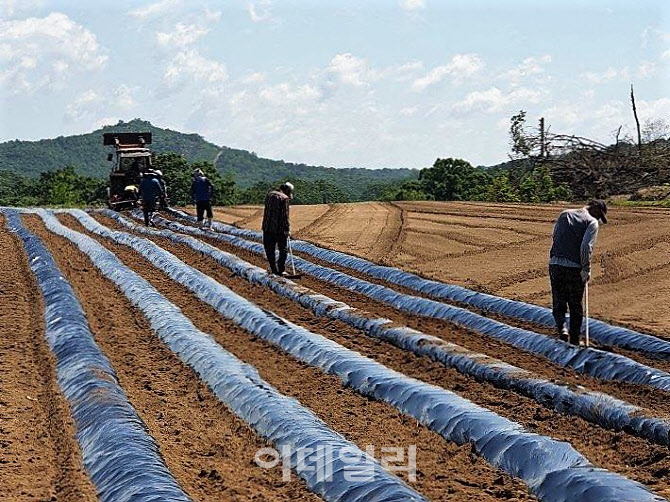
[2,107,667,207]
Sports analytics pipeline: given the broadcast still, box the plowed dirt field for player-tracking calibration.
[3,202,670,502]
[211,201,670,337]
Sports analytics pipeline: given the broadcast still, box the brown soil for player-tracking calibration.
[86,213,670,498]
[0,214,98,501]
[156,213,670,416]
[214,201,670,336]
[24,214,319,502]
[60,213,538,501]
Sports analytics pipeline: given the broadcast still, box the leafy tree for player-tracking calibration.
[152,153,236,206]
[419,158,492,201]
[236,179,348,205]
[379,180,430,201]
[487,172,520,202]
[33,166,107,206]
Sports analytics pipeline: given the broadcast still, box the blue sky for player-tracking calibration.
[0,0,668,168]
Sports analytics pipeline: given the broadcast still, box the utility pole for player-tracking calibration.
[539,117,546,158]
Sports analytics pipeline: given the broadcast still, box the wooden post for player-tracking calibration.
[631,84,642,152]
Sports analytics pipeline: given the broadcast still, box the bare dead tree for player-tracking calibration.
[631,84,642,152]
[509,111,670,199]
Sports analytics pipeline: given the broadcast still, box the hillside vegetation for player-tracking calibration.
[0,119,416,202]
[2,114,667,208]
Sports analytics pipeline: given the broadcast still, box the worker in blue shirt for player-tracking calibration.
[191,168,215,228]
[139,170,165,226]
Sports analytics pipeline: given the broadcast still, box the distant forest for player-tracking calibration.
[1,114,668,208]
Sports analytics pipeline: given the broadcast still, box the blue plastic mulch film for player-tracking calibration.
[34,209,426,502]
[154,209,670,394]
[165,207,670,361]
[100,209,670,448]
[2,209,192,502]
[69,209,665,502]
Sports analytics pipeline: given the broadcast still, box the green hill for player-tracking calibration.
[0,119,417,201]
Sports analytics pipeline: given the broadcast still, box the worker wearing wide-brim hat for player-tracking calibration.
[549,199,608,345]
[262,182,294,276]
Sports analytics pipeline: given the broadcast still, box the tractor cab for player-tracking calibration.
[104,132,153,211]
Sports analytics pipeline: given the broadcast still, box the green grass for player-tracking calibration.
[609,199,670,208]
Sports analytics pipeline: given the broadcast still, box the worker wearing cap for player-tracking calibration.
[262,182,293,275]
[192,168,214,228]
[549,199,608,345]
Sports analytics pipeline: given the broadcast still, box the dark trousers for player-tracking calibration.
[549,264,585,344]
[143,199,157,226]
[196,200,213,221]
[263,231,287,274]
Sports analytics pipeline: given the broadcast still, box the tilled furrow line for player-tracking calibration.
[55,215,538,501]
[294,247,670,373]
[97,213,670,444]
[62,210,668,502]
[0,214,97,502]
[91,212,670,497]
[23,214,320,502]
[168,207,669,361]
[277,247,670,373]
[150,212,670,413]
[6,211,192,502]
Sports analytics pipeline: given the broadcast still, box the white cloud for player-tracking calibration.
[399,106,418,116]
[156,22,208,47]
[412,53,483,91]
[94,117,121,129]
[259,82,321,104]
[203,8,222,23]
[399,0,425,11]
[499,55,551,84]
[581,66,628,84]
[0,13,107,94]
[662,49,670,60]
[114,84,136,109]
[452,86,545,114]
[65,89,99,121]
[638,97,670,121]
[241,72,266,84]
[328,53,369,87]
[164,49,228,86]
[64,84,135,124]
[1,0,44,18]
[128,0,180,19]
[248,0,273,23]
[637,61,656,78]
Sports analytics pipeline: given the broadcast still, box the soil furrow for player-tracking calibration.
[151,215,670,414]
[371,202,405,263]
[88,213,670,497]
[63,213,539,501]
[24,214,319,502]
[246,226,670,371]
[0,215,97,502]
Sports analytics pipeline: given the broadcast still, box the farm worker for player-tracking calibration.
[262,182,294,276]
[549,199,608,345]
[139,171,165,226]
[153,169,168,209]
[192,168,215,228]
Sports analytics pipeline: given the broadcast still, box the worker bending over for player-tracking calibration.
[262,182,294,276]
[192,169,214,228]
[549,199,608,345]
